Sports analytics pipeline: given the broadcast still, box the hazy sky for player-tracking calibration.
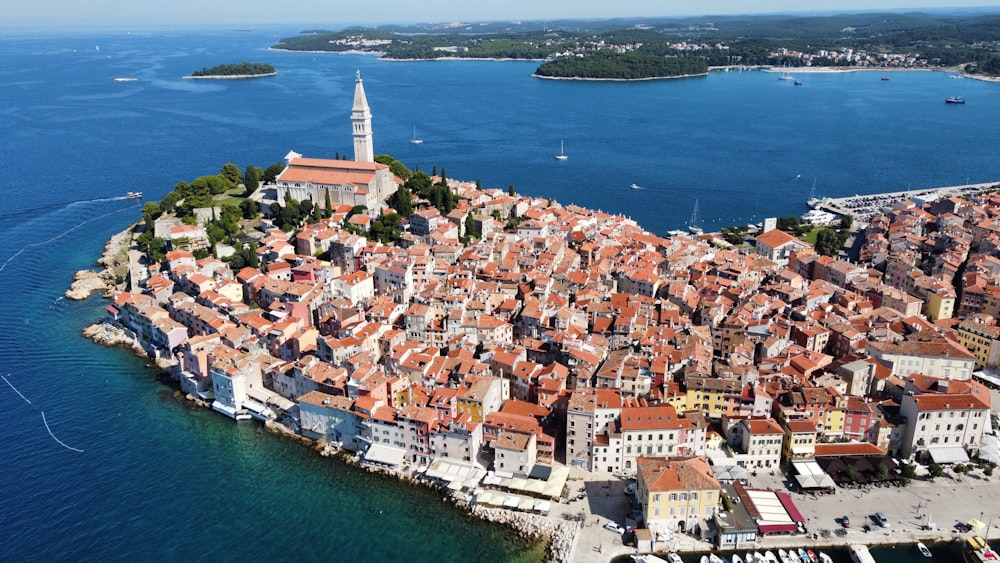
[6,1,1000,27]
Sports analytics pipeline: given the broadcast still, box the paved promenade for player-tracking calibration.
[561,465,1000,563]
[816,181,999,223]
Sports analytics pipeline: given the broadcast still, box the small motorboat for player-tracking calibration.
[764,551,779,563]
[797,548,810,562]
[709,555,725,563]
[668,554,684,563]
[732,555,745,563]
[700,556,710,563]
[126,191,142,199]
[806,550,818,563]
[754,552,766,562]
[818,553,833,563]
[946,96,966,104]
[778,549,796,563]
[917,542,932,557]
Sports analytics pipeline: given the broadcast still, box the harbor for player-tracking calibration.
[811,181,1000,224]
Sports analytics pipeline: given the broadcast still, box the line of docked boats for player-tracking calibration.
[632,548,834,563]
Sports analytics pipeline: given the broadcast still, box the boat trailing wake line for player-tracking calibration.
[41,411,84,453]
[0,202,141,275]
[2,374,32,405]
[0,195,136,223]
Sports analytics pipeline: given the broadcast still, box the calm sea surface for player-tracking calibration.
[0,26,998,561]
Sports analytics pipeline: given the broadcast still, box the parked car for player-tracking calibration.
[875,512,890,528]
[604,522,626,534]
[841,515,851,528]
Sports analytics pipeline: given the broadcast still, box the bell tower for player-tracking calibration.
[351,70,374,163]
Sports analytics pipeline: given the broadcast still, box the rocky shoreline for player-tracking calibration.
[66,223,135,300]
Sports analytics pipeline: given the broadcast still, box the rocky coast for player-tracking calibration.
[65,223,134,300]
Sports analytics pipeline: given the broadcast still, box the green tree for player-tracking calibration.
[262,162,285,184]
[141,202,161,225]
[324,187,333,218]
[508,184,515,196]
[374,154,412,180]
[875,464,889,481]
[389,185,414,217]
[220,162,243,186]
[928,463,944,479]
[464,213,478,240]
[814,228,841,256]
[244,165,261,194]
[900,463,917,480]
[845,465,861,483]
[147,237,167,263]
[404,171,433,199]
[239,198,259,219]
[839,214,854,231]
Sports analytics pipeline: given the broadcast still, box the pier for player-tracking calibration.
[813,181,1000,224]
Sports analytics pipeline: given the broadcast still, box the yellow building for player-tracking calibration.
[781,419,817,462]
[955,319,1000,370]
[684,376,741,418]
[636,456,721,535]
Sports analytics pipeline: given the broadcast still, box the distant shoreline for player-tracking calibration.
[532,71,708,82]
[182,72,277,80]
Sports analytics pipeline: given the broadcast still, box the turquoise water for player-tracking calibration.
[0,27,998,561]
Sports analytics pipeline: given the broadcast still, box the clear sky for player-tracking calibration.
[6,1,1000,27]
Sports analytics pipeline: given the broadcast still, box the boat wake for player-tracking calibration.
[3,374,84,452]
[0,202,141,275]
[42,411,85,453]
[2,374,33,405]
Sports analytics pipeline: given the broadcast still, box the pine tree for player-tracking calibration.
[324,187,333,218]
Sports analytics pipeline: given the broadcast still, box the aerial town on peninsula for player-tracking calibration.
[85,72,1000,563]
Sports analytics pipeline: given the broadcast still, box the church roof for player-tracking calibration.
[277,157,388,187]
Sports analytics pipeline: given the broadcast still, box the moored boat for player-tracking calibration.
[807,550,819,563]
[964,535,1000,563]
[797,549,810,563]
[732,555,745,563]
[700,556,710,563]
[818,553,833,563]
[764,551,779,563]
[917,542,932,557]
[709,555,724,563]
[850,544,877,563]
[668,554,684,563]
[778,549,792,563]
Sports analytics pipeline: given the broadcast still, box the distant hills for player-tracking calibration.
[272,11,1000,79]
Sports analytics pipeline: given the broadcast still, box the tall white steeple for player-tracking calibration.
[351,70,374,163]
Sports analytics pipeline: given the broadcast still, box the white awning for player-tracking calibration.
[927,446,970,464]
[364,444,407,467]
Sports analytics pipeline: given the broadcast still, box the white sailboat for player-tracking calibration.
[689,199,703,235]
[410,125,423,144]
[555,140,568,160]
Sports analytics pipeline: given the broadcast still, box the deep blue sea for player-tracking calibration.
[0,26,997,561]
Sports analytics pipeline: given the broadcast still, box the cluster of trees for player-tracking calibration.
[403,170,459,215]
[135,161,276,262]
[535,52,708,80]
[190,62,276,77]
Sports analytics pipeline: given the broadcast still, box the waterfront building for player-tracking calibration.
[299,391,359,450]
[727,417,784,473]
[898,374,991,461]
[566,387,622,471]
[636,456,721,536]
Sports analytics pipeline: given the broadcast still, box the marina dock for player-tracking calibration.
[813,181,1000,224]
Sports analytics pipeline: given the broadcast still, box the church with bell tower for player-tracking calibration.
[272,71,401,213]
